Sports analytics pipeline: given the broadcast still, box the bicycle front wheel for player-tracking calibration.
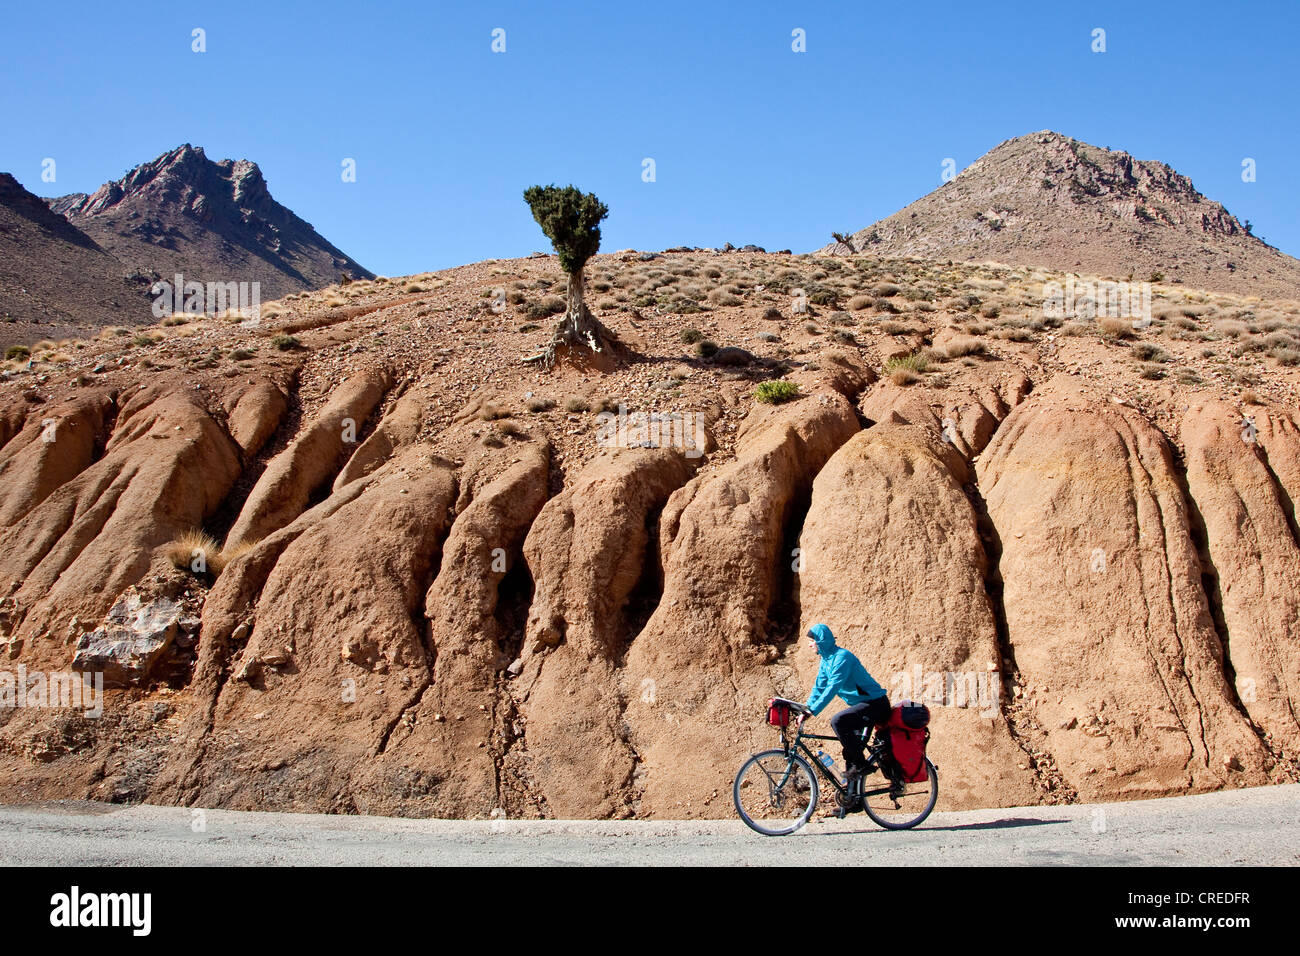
[733,748,819,836]
[862,758,938,830]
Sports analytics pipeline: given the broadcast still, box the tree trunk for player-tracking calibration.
[527,268,625,370]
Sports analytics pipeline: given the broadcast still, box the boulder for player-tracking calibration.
[71,589,181,687]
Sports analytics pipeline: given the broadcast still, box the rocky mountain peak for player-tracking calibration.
[824,131,1296,296]
[36,145,373,304]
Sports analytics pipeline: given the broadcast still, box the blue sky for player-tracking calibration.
[2,1,1297,277]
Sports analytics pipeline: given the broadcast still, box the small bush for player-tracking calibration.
[5,345,30,361]
[848,294,873,311]
[1098,317,1134,341]
[874,283,901,297]
[680,328,704,345]
[526,396,556,413]
[524,297,566,318]
[883,353,930,375]
[940,335,985,359]
[271,334,300,351]
[754,380,800,404]
[229,348,256,361]
[696,340,719,359]
[564,396,589,412]
[1132,342,1171,362]
[761,307,784,321]
[479,402,511,421]
[708,288,742,307]
[888,368,920,386]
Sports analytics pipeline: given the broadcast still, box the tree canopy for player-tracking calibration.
[523,184,608,276]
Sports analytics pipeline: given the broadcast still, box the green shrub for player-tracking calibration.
[883,352,930,374]
[754,380,800,404]
[680,328,704,345]
[271,334,300,351]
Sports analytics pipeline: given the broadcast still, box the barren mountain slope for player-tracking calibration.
[1,249,1298,817]
[823,132,1300,299]
[0,174,150,348]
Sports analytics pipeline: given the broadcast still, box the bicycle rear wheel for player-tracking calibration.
[733,748,819,836]
[862,758,938,830]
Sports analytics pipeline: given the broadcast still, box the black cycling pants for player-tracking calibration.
[830,696,891,770]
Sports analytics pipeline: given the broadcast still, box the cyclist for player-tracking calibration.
[795,623,892,791]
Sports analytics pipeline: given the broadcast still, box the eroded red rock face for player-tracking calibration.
[2,248,1297,818]
[977,381,1271,800]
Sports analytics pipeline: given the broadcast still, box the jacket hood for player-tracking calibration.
[808,623,837,655]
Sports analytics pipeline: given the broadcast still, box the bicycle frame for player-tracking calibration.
[778,722,897,802]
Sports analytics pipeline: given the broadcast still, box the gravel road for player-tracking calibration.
[2,784,1295,866]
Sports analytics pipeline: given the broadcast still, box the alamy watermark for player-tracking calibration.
[151,273,261,323]
[0,666,103,718]
[889,666,1002,718]
[595,404,706,459]
[1043,277,1151,327]
[50,886,150,936]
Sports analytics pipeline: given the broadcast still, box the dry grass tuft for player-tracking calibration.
[164,530,247,575]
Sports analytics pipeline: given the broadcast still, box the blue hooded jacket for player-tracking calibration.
[805,623,886,716]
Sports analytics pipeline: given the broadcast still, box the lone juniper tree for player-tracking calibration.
[830,231,857,254]
[522,184,625,369]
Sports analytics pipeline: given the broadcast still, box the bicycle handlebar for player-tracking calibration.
[770,696,811,715]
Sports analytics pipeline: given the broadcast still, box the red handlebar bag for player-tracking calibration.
[767,699,791,727]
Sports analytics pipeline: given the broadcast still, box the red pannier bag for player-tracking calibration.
[887,701,931,782]
[767,698,791,727]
